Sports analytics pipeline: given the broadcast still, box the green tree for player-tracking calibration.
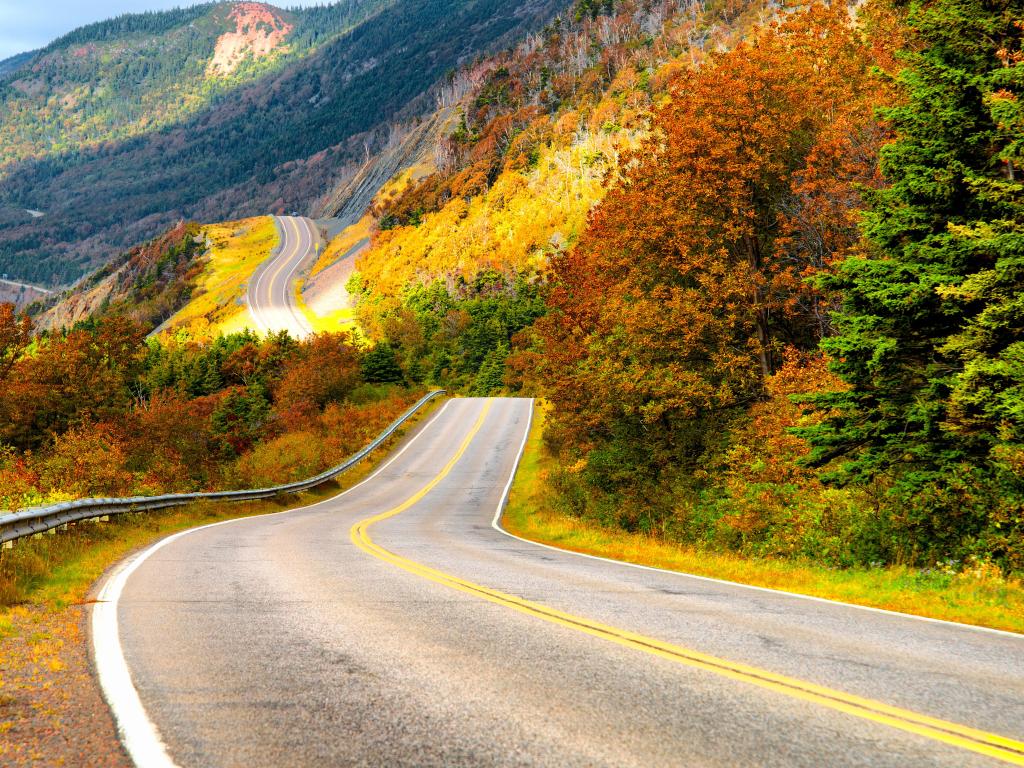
[210,383,271,456]
[803,0,1024,564]
[472,342,509,395]
[361,343,405,384]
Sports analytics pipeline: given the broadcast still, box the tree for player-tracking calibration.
[802,0,1024,564]
[361,343,404,384]
[473,342,509,395]
[538,4,883,492]
[0,315,146,449]
[274,333,362,428]
[210,383,271,456]
[0,303,31,382]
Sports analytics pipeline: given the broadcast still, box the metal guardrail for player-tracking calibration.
[0,390,446,546]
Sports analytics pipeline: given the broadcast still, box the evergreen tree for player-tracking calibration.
[361,343,404,384]
[473,343,509,396]
[803,0,1024,561]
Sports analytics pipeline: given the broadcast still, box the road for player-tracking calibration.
[0,277,50,293]
[245,215,317,338]
[99,398,1024,767]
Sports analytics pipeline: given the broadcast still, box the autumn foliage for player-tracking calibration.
[538,4,887,481]
[0,315,420,510]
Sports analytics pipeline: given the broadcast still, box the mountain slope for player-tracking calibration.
[0,51,37,78]
[0,2,389,170]
[0,0,571,286]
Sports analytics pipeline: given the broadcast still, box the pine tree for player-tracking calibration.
[473,343,509,396]
[360,343,404,384]
[803,0,1024,561]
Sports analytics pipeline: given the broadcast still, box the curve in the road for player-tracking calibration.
[246,215,316,338]
[96,398,1024,768]
[351,401,1024,766]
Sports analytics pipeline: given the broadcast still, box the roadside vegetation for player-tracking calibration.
[0,306,426,514]
[160,216,279,339]
[0,388,440,608]
[349,0,1024,598]
[503,404,1024,633]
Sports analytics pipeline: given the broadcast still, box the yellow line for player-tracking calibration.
[350,399,1024,765]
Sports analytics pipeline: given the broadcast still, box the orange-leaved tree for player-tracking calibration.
[536,3,890,509]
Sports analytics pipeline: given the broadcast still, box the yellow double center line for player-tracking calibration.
[350,399,1024,765]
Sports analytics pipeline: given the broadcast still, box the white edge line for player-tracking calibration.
[92,398,453,768]
[285,218,314,337]
[247,215,282,336]
[490,399,1022,641]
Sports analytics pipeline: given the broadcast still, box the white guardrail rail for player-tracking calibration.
[0,390,446,547]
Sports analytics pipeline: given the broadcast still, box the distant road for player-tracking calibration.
[245,215,316,338]
[100,398,1024,767]
[0,277,50,294]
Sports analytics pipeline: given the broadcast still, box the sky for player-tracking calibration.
[0,0,329,60]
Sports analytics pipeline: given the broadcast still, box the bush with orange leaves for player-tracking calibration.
[35,423,136,500]
[272,333,362,432]
[689,352,888,566]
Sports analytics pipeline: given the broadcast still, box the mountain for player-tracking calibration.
[0,0,571,286]
[0,51,37,77]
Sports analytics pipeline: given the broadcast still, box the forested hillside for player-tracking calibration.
[351,0,779,394]
[0,2,388,171]
[345,0,1024,576]
[0,0,572,286]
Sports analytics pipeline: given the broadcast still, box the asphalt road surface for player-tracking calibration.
[245,215,316,338]
[104,398,1024,767]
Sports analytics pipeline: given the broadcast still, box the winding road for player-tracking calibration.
[97,398,1024,767]
[245,215,317,338]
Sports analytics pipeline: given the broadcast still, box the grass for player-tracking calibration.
[298,214,373,334]
[295,279,359,335]
[501,401,1024,634]
[159,216,279,340]
[0,394,441,610]
[310,213,373,278]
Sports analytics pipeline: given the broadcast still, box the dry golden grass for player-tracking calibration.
[311,214,374,278]
[159,216,278,339]
[502,402,1024,634]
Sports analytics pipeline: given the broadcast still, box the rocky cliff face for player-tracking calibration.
[208,3,294,76]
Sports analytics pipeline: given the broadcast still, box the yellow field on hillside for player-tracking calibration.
[160,216,278,340]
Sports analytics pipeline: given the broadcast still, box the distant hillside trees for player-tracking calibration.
[0,0,571,286]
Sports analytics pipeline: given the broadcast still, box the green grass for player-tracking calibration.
[502,402,1024,634]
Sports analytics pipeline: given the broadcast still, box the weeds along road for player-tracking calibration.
[245,215,316,339]
[100,398,1024,768]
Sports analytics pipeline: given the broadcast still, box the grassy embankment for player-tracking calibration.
[502,402,1024,634]
[297,164,435,335]
[159,216,279,339]
[296,216,371,333]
